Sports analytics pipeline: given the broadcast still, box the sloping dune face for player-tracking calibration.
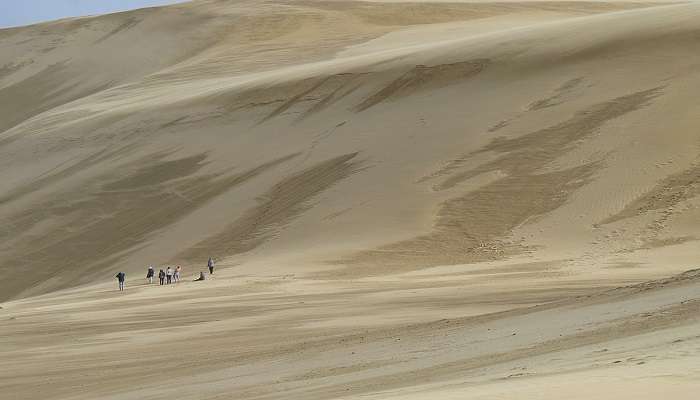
[5,1,700,399]
[1,0,700,303]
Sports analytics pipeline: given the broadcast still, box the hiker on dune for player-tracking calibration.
[174,265,181,283]
[195,271,206,281]
[146,266,154,284]
[159,269,166,286]
[207,257,215,275]
[115,272,126,291]
[166,266,173,284]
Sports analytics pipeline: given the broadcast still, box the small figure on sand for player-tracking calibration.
[115,271,126,291]
[166,266,173,284]
[195,271,206,281]
[174,265,181,283]
[146,266,154,284]
[207,257,215,275]
[159,269,166,286]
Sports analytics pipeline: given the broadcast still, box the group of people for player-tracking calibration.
[114,257,215,291]
[147,265,182,285]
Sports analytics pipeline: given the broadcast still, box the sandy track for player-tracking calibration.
[2,268,699,399]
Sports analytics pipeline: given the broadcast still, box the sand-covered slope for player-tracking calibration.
[2,1,700,398]
[2,0,698,300]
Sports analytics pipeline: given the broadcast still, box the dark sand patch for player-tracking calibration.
[488,119,511,133]
[438,87,662,191]
[416,152,477,186]
[0,60,32,81]
[603,162,700,224]
[102,153,208,190]
[355,60,489,112]
[299,80,363,121]
[94,17,141,44]
[527,77,583,111]
[253,73,365,123]
[0,144,137,206]
[0,152,299,301]
[640,236,697,249]
[336,88,663,276]
[417,80,586,187]
[176,152,364,263]
[261,77,335,122]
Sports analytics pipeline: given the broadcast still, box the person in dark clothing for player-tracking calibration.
[146,266,154,284]
[207,257,215,275]
[166,266,173,284]
[194,271,206,281]
[115,272,126,291]
[158,269,166,285]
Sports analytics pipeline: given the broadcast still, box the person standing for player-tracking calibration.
[159,269,166,285]
[207,257,215,275]
[115,272,126,291]
[166,266,173,284]
[146,266,154,284]
[174,265,181,283]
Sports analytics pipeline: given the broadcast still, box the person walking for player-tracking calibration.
[146,266,154,284]
[166,266,173,284]
[174,265,181,283]
[115,272,126,291]
[207,257,215,275]
[159,269,166,286]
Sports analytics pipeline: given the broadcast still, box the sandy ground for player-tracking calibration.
[2,0,700,399]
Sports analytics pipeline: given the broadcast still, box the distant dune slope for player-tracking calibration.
[1,0,699,300]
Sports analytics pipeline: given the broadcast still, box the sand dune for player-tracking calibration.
[1,0,700,399]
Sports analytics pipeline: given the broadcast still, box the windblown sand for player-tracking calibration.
[2,1,700,399]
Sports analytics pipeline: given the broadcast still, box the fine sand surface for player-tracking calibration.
[2,0,700,399]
